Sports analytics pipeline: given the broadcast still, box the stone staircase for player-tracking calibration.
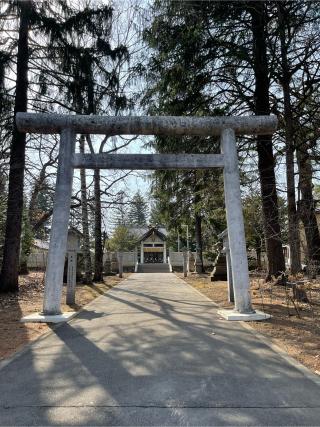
[137,263,170,273]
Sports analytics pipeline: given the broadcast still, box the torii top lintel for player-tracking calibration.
[16,113,277,136]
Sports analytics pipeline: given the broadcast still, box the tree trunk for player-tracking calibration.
[93,169,103,281]
[277,3,301,274]
[0,2,30,292]
[255,236,262,270]
[256,245,262,270]
[249,1,285,278]
[194,173,204,273]
[19,208,32,275]
[297,146,320,263]
[194,213,205,273]
[79,135,93,283]
[27,160,53,235]
[84,58,103,281]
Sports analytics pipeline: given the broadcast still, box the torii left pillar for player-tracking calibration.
[22,128,77,322]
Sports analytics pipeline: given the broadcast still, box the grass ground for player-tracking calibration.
[0,272,130,361]
[177,272,320,375]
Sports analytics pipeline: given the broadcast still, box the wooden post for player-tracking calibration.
[183,251,188,277]
[187,251,190,273]
[118,252,123,278]
[66,250,77,305]
[43,128,75,315]
[221,128,254,314]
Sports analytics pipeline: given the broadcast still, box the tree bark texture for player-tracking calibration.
[277,3,301,274]
[0,2,30,292]
[194,213,204,273]
[93,169,103,282]
[297,147,320,263]
[194,173,204,273]
[79,135,93,283]
[250,1,286,277]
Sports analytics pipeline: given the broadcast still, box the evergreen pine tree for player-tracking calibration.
[0,175,7,262]
[143,0,286,276]
[0,1,32,291]
[111,192,129,228]
[128,192,148,226]
[149,200,164,226]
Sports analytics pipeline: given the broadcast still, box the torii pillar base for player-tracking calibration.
[21,311,77,324]
[218,309,271,321]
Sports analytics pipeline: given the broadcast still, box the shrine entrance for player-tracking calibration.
[144,252,164,264]
[17,112,277,321]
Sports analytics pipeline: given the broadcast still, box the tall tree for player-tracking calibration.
[297,134,320,263]
[270,1,320,268]
[0,175,7,262]
[39,3,129,282]
[111,191,130,227]
[143,0,287,275]
[79,135,93,283]
[143,1,225,269]
[276,1,301,273]
[248,1,286,277]
[0,0,118,290]
[128,192,148,226]
[0,1,31,292]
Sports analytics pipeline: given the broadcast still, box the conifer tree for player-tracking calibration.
[0,1,32,292]
[128,192,148,226]
[143,0,286,276]
[40,3,129,282]
[111,191,129,228]
[108,226,136,252]
[272,1,320,267]
[0,0,129,289]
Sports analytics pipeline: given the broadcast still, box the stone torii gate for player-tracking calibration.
[18,113,275,322]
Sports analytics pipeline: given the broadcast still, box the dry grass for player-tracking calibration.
[0,272,129,361]
[177,272,320,374]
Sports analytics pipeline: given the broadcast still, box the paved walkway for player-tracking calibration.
[1,273,320,426]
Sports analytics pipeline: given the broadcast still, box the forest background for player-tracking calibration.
[0,0,320,291]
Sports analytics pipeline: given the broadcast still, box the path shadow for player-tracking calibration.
[1,277,320,425]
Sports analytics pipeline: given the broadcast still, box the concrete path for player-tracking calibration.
[1,273,320,426]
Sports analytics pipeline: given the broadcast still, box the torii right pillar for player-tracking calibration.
[218,128,271,321]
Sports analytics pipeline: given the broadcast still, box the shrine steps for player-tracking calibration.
[137,263,170,273]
